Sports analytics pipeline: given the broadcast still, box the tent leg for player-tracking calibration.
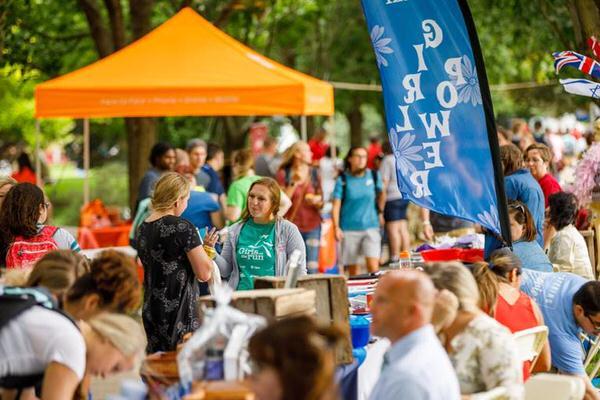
[35,120,42,187]
[301,115,307,142]
[83,119,90,206]
[328,115,336,159]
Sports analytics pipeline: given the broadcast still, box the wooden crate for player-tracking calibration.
[198,288,316,320]
[254,274,353,364]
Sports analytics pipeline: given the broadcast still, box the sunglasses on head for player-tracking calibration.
[508,203,525,213]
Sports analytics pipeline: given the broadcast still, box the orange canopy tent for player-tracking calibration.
[34,7,334,204]
[35,7,334,118]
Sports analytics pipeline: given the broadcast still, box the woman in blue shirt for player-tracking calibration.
[332,146,384,276]
[508,201,552,272]
[485,144,544,258]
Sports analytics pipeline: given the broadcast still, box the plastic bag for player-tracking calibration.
[177,283,266,391]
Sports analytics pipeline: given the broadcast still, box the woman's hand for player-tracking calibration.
[203,227,219,248]
[334,226,344,242]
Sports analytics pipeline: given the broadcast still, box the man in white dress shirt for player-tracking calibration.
[369,270,461,400]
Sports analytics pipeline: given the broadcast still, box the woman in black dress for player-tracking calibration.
[136,172,214,353]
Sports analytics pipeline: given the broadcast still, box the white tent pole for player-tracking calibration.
[35,119,42,187]
[328,115,336,159]
[83,119,90,206]
[301,115,307,142]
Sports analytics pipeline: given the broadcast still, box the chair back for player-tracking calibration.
[513,326,548,369]
[524,373,585,400]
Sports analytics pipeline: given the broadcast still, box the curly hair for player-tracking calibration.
[149,142,174,167]
[548,192,578,231]
[0,182,45,238]
[0,183,46,262]
[66,250,141,313]
[248,316,344,400]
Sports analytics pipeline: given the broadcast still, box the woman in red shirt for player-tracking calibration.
[277,142,323,274]
[11,152,38,185]
[472,249,551,380]
[524,143,561,208]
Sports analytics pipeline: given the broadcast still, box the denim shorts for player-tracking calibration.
[384,199,410,222]
[301,226,321,272]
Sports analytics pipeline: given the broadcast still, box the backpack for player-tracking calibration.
[0,286,77,395]
[340,169,381,211]
[5,226,59,269]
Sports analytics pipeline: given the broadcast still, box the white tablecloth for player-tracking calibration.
[357,338,390,400]
[80,245,137,259]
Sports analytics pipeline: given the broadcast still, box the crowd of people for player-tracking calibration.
[0,116,600,399]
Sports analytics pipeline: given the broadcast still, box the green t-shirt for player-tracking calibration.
[236,219,276,291]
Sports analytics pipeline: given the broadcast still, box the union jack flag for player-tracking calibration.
[553,51,600,79]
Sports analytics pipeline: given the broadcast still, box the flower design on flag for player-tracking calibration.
[370,25,393,67]
[476,205,500,233]
[451,55,482,106]
[390,126,423,176]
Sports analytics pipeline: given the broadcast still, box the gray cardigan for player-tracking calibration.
[214,218,307,289]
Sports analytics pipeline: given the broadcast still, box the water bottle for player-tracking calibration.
[399,251,412,269]
[410,252,425,270]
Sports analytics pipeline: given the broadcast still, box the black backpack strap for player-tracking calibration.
[0,296,38,331]
[310,167,320,194]
[370,169,383,213]
[284,166,291,186]
[340,172,347,203]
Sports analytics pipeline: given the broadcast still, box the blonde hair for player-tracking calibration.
[88,313,146,357]
[279,141,308,171]
[0,176,17,190]
[26,250,90,297]
[231,149,255,179]
[3,267,33,287]
[423,262,480,313]
[151,172,191,213]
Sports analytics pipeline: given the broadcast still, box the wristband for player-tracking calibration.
[203,245,217,260]
[423,221,431,226]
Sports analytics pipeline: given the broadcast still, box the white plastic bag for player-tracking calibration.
[177,283,266,389]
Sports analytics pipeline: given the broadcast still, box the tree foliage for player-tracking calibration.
[2,0,600,196]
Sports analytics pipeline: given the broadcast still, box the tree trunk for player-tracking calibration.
[126,118,157,210]
[572,0,600,47]
[78,0,114,57]
[347,98,363,147]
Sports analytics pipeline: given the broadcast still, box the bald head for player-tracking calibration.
[371,270,436,342]
[381,270,436,305]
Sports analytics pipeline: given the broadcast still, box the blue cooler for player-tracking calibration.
[350,315,371,348]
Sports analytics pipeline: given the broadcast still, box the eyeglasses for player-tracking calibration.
[585,312,600,331]
[525,157,544,164]
[43,202,51,208]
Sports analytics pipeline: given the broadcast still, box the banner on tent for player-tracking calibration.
[361,0,507,239]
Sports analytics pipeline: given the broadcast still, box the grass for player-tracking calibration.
[46,162,129,226]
